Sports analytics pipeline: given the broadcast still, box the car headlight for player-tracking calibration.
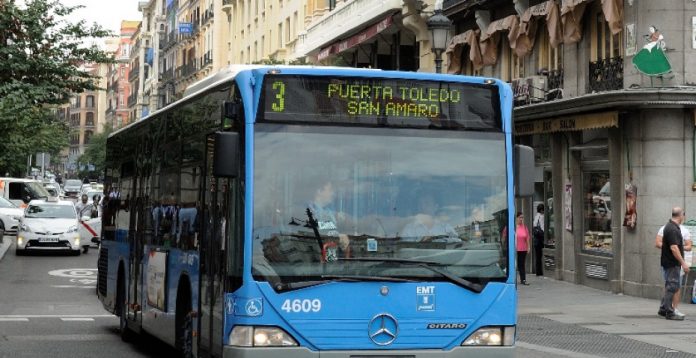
[462,326,515,346]
[17,237,23,245]
[19,223,32,233]
[67,225,78,233]
[229,326,298,347]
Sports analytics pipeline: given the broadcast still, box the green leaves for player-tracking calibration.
[0,0,113,176]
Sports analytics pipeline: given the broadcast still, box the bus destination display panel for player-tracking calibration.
[261,75,501,130]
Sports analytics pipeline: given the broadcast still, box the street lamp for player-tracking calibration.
[427,7,452,73]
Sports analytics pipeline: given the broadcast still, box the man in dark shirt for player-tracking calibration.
[659,207,690,320]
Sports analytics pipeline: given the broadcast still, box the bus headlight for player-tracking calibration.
[229,326,298,347]
[462,326,515,346]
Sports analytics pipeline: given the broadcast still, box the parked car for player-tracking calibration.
[63,179,83,198]
[0,196,23,236]
[43,183,65,199]
[16,198,83,255]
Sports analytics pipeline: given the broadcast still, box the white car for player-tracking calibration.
[16,198,82,256]
[0,196,23,236]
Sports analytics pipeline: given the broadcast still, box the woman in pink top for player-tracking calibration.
[515,212,531,285]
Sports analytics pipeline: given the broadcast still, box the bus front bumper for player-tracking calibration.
[223,346,515,358]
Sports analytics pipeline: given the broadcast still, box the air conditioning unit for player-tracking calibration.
[512,76,548,104]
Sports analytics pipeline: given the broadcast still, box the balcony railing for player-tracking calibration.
[160,68,175,82]
[203,9,214,26]
[128,67,140,82]
[222,0,233,10]
[201,51,213,68]
[127,93,138,108]
[588,56,623,93]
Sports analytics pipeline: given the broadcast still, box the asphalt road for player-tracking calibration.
[0,237,176,358]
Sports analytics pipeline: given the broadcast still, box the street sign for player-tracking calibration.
[179,22,192,34]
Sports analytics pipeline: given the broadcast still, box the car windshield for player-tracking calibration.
[252,125,509,288]
[0,196,17,209]
[65,180,82,187]
[26,204,76,219]
[25,182,50,200]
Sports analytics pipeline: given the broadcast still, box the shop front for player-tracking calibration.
[516,111,621,291]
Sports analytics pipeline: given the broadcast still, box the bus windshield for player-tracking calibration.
[252,124,509,289]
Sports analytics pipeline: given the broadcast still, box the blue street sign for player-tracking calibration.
[179,22,192,34]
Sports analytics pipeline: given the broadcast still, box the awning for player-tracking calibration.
[602,0,623,35]
[561,0,623,45]
[514,111,618,135]
[317,15,394,61]
[445,30,483,73]
[561,0,590,44]
[512,0,562,57]
[479,15,518,66]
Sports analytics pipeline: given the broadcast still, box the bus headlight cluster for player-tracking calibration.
[229,326,298,347]
[462,326,515,346]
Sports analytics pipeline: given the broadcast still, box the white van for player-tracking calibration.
[0,178,51,208]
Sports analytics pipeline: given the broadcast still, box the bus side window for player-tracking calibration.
[8,183,23,201]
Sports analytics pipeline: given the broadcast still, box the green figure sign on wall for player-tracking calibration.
[632,26,672,77]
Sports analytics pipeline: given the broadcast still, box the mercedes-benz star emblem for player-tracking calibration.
[368,313,398,346]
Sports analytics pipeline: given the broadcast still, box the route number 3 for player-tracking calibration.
[271,81,285,112]
[281,299,321,313]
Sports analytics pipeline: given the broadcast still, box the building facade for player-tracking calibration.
[444,0,696,300]
[296,0,439,71]
[66,64,104,172]
[106,21,140,129]
[138,0,165,119]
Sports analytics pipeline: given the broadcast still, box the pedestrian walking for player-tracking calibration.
[515,212,531,285]
[533,204,545,276]
[658,207,690,320]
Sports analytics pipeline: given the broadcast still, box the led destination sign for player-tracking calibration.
[261,75,501,130]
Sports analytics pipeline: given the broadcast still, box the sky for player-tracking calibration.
[60,0,144,33]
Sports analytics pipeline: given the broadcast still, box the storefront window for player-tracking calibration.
[583,171,612,254]
[544,170,555,248]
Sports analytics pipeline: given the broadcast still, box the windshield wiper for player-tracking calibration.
[275,275,416,292]
[338,257,484,293]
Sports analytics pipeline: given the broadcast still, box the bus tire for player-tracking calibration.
[176,282,194,358]
[118,268,135,342]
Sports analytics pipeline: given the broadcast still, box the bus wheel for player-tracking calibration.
[176,292,194,358]
[118,274,134,342]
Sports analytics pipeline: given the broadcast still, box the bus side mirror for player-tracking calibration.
[213,132,240,178]
[514,144,534,197]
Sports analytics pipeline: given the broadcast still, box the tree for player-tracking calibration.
[77,126,112,178]
[0,0,113,176]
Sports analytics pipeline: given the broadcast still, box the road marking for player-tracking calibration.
[7,334,114,341]
[60,318,94,322]
[0,318,29,322]
[48,268,97,279]
[0,314,113,319]
[517,341,601,358]
[51,285,95,288]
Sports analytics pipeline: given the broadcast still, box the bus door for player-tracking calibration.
[199,135,228,356]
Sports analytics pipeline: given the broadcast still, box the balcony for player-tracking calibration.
[203,9,214,26]
[127,93,138,108]
[588,56,623,93]
[128,66,140,82]
[160,31,177,51]
[160,68,175,83]
[222,0,233,12]
[201,51,213,69]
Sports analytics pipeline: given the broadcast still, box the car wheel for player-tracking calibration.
[72,249,81,256]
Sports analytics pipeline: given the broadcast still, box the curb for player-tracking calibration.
[0,237,11,262]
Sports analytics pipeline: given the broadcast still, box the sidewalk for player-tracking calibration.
[518,274,696,357]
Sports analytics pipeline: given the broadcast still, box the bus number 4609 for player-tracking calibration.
[281,299,322,313]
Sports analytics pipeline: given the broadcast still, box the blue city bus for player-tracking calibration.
[97,65,533,357]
